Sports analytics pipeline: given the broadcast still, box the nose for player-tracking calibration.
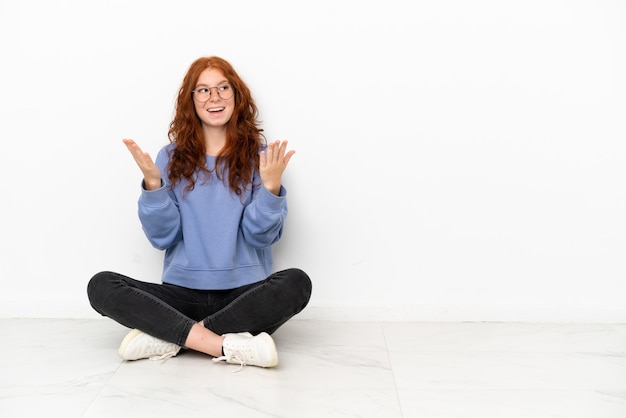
[208,87,220,101]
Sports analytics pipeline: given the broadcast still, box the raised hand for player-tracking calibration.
[122,139,162,190]
[259,140,295,196]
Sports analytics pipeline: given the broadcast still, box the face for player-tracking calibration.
[192,68,235,130]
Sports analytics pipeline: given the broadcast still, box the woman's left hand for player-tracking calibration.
[260,140,295,195]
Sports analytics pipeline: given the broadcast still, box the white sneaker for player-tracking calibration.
[213,332,278,368]
[118,329,181,361]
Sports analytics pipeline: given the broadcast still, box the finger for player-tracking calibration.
[123,139,143,157]
[123,139,154,170]
[140,152,153,165]
[259,149,267,167]
[283,150,296,166]
[278,140,288,158]
[265,141,276,162]
[122,138,139,151]
[268,140,285,163]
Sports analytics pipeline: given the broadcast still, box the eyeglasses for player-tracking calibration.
[192,84,234,102]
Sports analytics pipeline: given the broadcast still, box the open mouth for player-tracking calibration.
[208,107,225,113]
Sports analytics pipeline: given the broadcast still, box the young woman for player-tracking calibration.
[87,56,312,368]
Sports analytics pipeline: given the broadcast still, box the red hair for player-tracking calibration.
[167,56,264,196]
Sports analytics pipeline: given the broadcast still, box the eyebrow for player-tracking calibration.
[195,80,230,87]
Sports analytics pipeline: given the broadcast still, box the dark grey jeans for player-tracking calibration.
[87,268,312,347]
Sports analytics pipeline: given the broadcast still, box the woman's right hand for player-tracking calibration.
[122,139,162,190]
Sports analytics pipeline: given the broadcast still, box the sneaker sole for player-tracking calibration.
[118,328,143,360]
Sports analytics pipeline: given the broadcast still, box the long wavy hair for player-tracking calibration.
[167,56,264,196]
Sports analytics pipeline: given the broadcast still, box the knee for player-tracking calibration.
[86,271,117,309]
[289,268,312,306]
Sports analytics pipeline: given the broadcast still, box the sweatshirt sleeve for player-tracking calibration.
[137,147,183,250]
[240,182,288,249]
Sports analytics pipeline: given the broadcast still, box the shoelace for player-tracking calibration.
[149,351,178,362]
[213,351,247,372]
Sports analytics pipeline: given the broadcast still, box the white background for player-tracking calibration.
[1,0,625,321]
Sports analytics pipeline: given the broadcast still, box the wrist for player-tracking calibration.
[143,178,162,191]
[265,183,280,196]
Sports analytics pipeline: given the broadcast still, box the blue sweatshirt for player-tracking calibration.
[137,144,287,290]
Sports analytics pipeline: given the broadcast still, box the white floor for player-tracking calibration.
[1,319,626,417]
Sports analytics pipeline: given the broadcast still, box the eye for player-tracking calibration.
[197,87,210,94]
[218,85,230,92]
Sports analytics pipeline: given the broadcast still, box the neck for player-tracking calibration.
[203,125,227,156]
